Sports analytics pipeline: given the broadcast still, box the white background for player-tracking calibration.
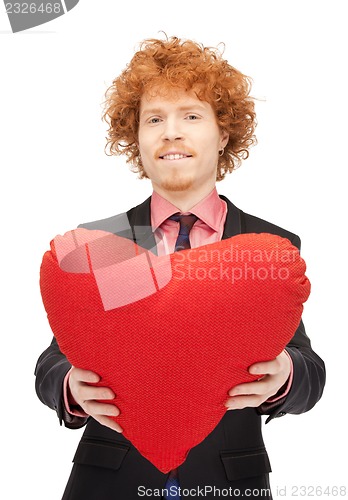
[1,1,347,498]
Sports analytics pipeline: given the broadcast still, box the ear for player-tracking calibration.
[219,130,229,149]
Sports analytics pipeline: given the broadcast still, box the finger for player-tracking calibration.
[79,385,116,402]
[225,394,265,410]
[228,379,267,397]
[83,401,120,417]
[71,367,101,384]
[249,358,280,376]
[93,415,123,433]
[230,376,280,399]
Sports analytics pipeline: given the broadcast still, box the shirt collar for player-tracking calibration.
[151,188,225,232]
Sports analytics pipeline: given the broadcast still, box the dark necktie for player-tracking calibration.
[163,213,198,499]
[169,213,198,252]
[163,468,181,499]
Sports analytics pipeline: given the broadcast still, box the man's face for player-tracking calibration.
[138,89,229,194]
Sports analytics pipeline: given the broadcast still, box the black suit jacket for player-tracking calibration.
[35,195,325,499]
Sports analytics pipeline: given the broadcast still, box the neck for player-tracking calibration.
[152,183,216,213]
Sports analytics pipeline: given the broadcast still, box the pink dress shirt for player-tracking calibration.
[64,188,293,416]
[151,188,227,255]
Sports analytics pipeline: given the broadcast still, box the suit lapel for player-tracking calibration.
[126,196,158,253]
[219,195,245,238]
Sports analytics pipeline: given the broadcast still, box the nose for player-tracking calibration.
[161,117,184,142]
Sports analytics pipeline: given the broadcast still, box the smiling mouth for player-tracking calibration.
[159,154,193,160]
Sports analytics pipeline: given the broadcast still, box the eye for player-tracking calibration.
[186,114,200,121]
[147,117,162,124]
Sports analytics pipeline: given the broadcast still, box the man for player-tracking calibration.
[35,36,325,499]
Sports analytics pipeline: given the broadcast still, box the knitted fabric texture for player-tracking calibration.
[39,228,310,473]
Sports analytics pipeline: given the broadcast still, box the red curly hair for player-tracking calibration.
[103,36,257,181]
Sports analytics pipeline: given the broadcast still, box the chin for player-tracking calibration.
[161,176,194,192]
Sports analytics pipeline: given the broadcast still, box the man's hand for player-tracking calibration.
[225,351,291,410]
[68,367,123,433]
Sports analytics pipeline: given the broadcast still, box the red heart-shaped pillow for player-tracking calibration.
[40,229,310,473]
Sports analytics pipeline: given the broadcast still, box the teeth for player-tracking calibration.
[162,154,188,160]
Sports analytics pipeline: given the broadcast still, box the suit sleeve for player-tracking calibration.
[34,336,89,429]
[257,234,326,423]
[34,218,129,429]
